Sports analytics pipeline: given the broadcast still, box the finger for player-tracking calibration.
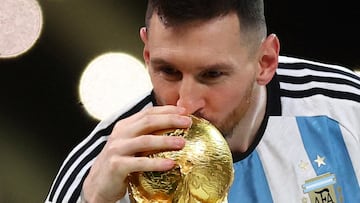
[125,105,191,126]
[114,112,192,139]
[127,105,188,122]
[118,135,186,156]
[143,105,188,115]
[126,156,177,173]
[134,113,192,135]
[101,156,176,180]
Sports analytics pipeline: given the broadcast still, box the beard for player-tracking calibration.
[214,82,255,139]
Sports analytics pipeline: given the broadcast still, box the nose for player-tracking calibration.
[176,78,205,115]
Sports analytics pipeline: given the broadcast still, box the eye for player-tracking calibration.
[197,69,228,84]
[201,70,224,79]
[159,66,182,81]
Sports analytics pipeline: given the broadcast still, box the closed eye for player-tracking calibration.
[201,70,224,79]
[197,69,228,84]
[158,66,182,81]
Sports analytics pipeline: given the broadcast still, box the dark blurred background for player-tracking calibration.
[0,1,359,202]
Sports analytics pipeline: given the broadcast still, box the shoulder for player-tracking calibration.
[274,56,360,142]
[276,55,360,102]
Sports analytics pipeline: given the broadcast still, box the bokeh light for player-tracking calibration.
[0,0,43,58]
[79,52,152,120]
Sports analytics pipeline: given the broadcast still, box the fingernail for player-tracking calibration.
[173,137,185,148]
[178,116,192,126]
[163,159,176,168]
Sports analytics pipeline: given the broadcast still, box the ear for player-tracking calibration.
[256,34,280,85]
[140,27,150,67]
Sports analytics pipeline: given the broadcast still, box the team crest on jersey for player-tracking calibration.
[302,173,341,203]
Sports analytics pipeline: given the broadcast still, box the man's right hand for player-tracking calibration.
[81,105,192,203]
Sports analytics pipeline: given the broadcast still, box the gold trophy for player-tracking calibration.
[128,116,234,203]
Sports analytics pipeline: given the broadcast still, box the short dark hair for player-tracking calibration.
[145,0,267,41]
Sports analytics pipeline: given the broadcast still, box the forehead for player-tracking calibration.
[147,13,250,64]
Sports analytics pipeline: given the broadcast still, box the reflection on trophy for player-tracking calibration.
[128,116,234,203]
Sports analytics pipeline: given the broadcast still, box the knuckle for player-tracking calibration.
[142,107,154,116]
[107,155,120,173]
[136,135,155,148]
[106,143,119,155]
[108,156,130,177]
[140,115,153,127]
[113,119,126,132]
[137,135,150,143]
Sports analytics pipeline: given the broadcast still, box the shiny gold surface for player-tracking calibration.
[128,116,234,203]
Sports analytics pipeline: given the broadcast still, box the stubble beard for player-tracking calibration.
[215,83,255,139]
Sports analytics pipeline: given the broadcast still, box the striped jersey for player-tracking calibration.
[45,56,360,203]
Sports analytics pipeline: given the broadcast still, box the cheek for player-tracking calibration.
[210,87,243,115]
[214,73,252,106]
[209,79,254,128]
[151,78,179,106]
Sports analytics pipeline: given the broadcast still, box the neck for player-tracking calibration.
[226,84,267,153]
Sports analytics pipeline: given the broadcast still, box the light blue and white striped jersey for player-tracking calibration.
[229,116,360,202]
[45,56,360,203]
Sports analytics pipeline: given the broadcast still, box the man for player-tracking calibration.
[46,0,360,202]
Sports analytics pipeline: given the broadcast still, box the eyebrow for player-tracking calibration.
[150,58,173,66]
[150,57,235,72]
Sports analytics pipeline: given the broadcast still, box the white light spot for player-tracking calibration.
[0,0,43,58]
[79,52,152,120]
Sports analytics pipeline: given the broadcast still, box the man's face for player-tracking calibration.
[142,13,261,137]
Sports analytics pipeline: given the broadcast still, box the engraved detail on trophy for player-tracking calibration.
[128,116,234,203]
